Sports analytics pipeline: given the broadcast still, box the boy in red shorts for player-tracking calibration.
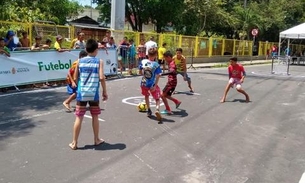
[161,51,182,114]
[63,50,88,112]
[220,57,250,103]
[139,48,162,122]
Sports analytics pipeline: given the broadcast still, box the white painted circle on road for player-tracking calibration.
[122,96,164,107]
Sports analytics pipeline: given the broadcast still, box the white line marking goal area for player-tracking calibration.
[122,96,164,107]
[299,172,305,183]
[84,114,105,122]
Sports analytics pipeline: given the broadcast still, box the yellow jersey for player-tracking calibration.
[54,41,61,50]
[173,55,186,72]
[70,38,78,49]
[158,47,166,60]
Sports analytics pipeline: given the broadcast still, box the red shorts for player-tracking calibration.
[141,85,161,100]
[163,83,176,96]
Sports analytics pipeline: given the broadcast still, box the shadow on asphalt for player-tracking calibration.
[0,90,70,150]
[78,142,127,151]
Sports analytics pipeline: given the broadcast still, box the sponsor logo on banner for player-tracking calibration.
[0,67,29,75]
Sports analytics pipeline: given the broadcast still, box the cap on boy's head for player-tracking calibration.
[56,35,63,40]
[7,30,15,37]
[79,50,88,58]
[230,57,238,62]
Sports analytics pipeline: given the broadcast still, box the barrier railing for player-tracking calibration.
[1,20,305,58]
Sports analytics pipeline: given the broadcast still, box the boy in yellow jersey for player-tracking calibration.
[173,48,194,92]
[158,43,167,73]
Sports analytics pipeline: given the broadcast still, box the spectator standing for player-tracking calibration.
[145,36,157,57]
[19,31,30,48]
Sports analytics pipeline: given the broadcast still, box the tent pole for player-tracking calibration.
[287,38,290,75]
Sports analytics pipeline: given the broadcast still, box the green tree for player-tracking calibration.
[97,0,184,32]
[0,0,81,24]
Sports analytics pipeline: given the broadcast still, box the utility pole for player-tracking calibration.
[244,0,247,8]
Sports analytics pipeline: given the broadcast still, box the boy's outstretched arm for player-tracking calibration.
[99,59,108,101]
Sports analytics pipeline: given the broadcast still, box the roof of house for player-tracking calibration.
[67,16,109,29]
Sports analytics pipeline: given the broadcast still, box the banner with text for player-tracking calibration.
[0,49,118,88]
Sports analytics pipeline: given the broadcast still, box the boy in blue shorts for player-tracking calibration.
[69,39,108,150]
[139,48,162,122]
[63,50,88,112]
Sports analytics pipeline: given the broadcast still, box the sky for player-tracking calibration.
[77,0,98,8]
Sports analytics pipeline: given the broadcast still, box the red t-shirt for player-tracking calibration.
[228,64,245,79]
[168,61,177,86]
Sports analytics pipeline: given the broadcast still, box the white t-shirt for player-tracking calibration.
[145,40,157,55]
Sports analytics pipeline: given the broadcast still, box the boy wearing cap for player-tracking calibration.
[220,57,250,103]
[63,50,88,112]
[4,30,20,51]
[54,35,70,52]
[0,37,10,57]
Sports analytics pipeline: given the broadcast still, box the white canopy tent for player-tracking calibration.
[279,22,305,56]
[280,22,305,39]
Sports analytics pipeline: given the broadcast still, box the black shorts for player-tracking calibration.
[158,59,164,65]
[76,101,99,107]
[163,83,176,96]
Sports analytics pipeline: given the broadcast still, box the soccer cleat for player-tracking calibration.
[161,110,173,115]
[147,108,152,117]
[175,101,182,109]
[155,110,162,121]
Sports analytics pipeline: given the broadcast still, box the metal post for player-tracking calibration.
[271,57,274,74]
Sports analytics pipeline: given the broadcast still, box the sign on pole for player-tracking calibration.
[251,29,258,37]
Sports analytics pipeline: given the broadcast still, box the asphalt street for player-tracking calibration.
[1,64,305,183]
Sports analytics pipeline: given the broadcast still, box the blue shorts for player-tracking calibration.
[177,72,191,82]
[67,84,77,95]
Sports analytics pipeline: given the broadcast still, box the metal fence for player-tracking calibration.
[1,20,305,58]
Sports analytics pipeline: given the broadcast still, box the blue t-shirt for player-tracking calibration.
[4,38,18,51]
[129,44,136,57]
[139,59,162,88]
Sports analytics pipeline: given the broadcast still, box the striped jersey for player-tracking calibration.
[76,56,100,102]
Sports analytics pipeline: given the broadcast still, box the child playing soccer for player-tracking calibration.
[69,39,108,150]
[63,50,88,112]
[139,48,162,122]
[161,51,182,114]
[173,48,194,92]
[220,57,250,103]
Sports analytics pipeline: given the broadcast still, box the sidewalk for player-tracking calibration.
[118,59,272,76]
[185,59,272,69]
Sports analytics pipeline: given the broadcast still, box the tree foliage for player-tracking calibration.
[2,0,305,42]
[0,0,81,24]
[97,0,305,41]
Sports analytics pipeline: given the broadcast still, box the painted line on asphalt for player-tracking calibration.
[0,77,136,98]
[299,172,305,183]
[84,114,105,122]
[0,109,65,126]
[122,96,164,107]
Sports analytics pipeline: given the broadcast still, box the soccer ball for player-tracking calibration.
[137,102,147,112]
